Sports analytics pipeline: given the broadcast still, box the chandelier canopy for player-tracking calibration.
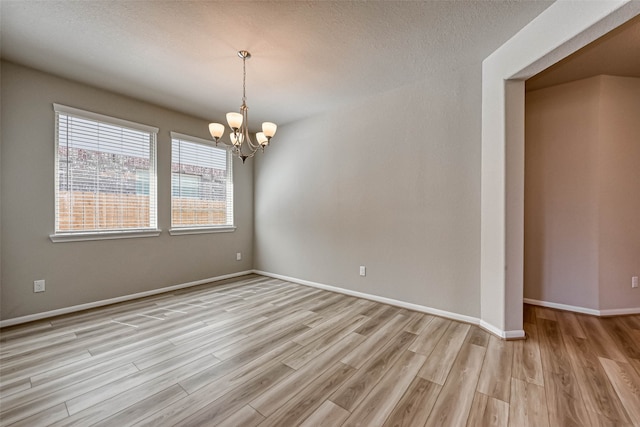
[209,50,277,163]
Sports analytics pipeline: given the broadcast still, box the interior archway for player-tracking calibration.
[480,1,640,338]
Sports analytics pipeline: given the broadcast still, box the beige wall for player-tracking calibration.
[598,76,640,310]
[254,66,482,318]
[524,75,640,311]
[0,61,254,320]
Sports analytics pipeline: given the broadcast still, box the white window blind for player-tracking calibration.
[54,104,158,234]
[171,132,234,228]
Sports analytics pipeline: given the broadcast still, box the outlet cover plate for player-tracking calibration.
[34,280,45,293]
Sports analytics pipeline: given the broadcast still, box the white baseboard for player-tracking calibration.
[0,270,254,328]
[253,269,523,339]
[598,307,640,316]
[523,298,600,315]
[479,320,525,340]
[523,298,640,316]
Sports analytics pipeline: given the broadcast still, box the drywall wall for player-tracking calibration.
[524,77,602,310]
[524,75,640,311]
[598,76,640,311]
[254,64,482,318]
[0,61,254,320]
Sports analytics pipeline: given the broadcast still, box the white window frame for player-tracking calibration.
[50,104,160,243]
[169,132,235,235]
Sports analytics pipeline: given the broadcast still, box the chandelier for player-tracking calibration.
[209,50,277,163]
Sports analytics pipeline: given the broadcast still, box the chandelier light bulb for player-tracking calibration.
[262,122,277,138]
[226,112,243,130]
[208,123,225,140]
[256,132,268,146]
[230,132,244,146]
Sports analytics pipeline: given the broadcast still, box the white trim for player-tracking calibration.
[253,270,480,325]
[0,270,253,328]
[523,298,600,316]
[49,229,162,243]
[170,131,222,148]
[53,103,159,134]
[524,298,640,317]
[600,307,640,316]
[479,320,525,340]
[169,226,236,236]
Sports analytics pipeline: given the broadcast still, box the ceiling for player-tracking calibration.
[1,1,553,127]
[527,14,640,91]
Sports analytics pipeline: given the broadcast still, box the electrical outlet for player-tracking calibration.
[359,266,366,277]
[633,276,638,288]
[34,280,45,293]
[236,252,242,261]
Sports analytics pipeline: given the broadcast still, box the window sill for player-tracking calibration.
[169,226,236,236]
[50,229,162,243]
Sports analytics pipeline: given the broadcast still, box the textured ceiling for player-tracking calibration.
[527,14,640,91]
[1,1,553,127]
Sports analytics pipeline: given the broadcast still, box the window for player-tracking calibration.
[52,104,159,241]
[170,132,234,233]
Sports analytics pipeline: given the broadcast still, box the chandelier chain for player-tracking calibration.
[242,55,247,105]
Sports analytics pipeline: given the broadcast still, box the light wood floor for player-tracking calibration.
[1,275,639,426]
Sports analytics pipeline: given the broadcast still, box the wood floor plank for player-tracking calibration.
[179,340,300,394]
[537,318,573,376]
[217,405,265,427]
[354,305,400,336]
[252,362,356,427]
[342,350,427,427]
[476,335,514,402]
[250,332,364,417]
[0,364,138,426]
[403,312,434,335]
[293,308,363,346]
[299,400,351,427]
[577,316,628,363]
[0,377,31,399]
[599,357,640,425]
[601,317,640,360]
[89,384,188,427]
[6,402,68,427]
[466,392,509,427]
[424,343,486,427]
[28,340,172,388]
[65,351,219,416]
[523,304,536,324]
[330,331,417,412]
[556,311,587,339]
[543,368,593,427]
[341,313,409,369]
[407,316,450,356]
[535,307,558,321]
[418,322,470,385]
[138,362,295,426]
[512,322,544,386]
[382,377,441,427]
[509,378,550,427]
[54,356,218,426]
[563,334,632,424]
[283,315,368,370]
[465,326,490,347]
